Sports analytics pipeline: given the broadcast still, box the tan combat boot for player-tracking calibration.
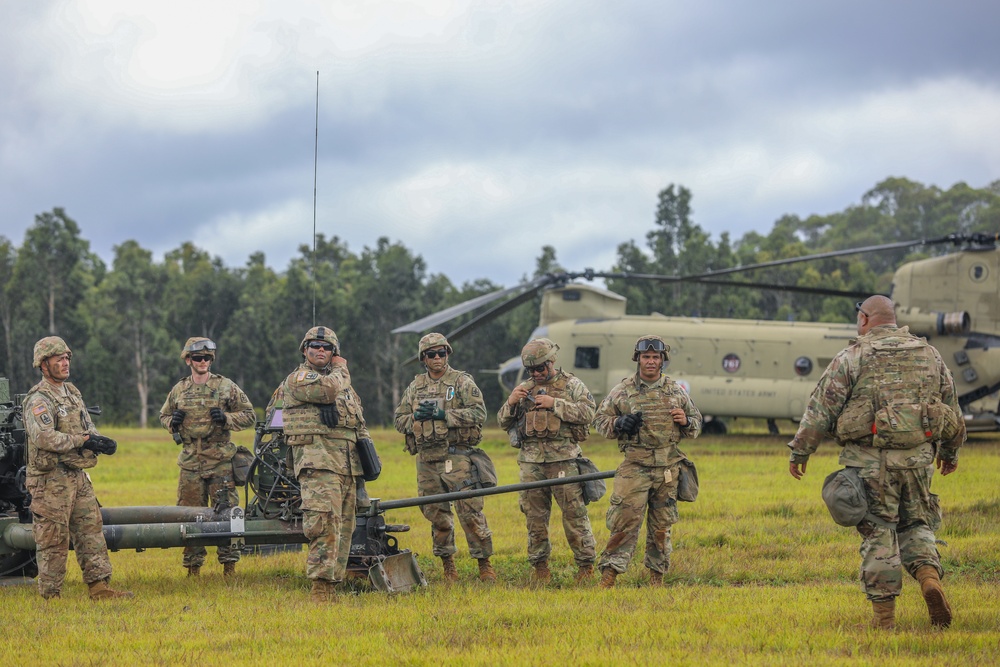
[441,554,459,583]
[310,579,337,602]
[532,560,551,582]
[598,568,618,589]
[477,558,497,583]
[88,579,134,600]
[871,599,896,630]
[187,565,201,577]
[223,562,236,577]
[647,569,663,587]
[574,564,594,583]
[915,565,953,627]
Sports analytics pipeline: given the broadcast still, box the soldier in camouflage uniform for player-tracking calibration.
[22,336,133,600]
[593,335,702,588]
[789,296,964,630]
[394,333,495,583]
[497,338,598,583]
[159,337,256,577]
[281,326,371,602]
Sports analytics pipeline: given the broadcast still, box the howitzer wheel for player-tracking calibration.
[0,550,37,581]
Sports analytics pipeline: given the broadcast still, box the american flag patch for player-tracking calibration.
[295,371,308,382]
[32,404,48,416]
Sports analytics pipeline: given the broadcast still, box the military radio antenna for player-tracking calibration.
[311,70,320,325]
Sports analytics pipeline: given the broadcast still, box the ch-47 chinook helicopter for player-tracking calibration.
[393,232,1000,435]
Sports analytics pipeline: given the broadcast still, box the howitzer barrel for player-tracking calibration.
[375,470,615,512]
[2,517,307,552]
[101,506,218,524]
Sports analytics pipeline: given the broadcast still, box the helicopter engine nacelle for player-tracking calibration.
[896,307,971,337]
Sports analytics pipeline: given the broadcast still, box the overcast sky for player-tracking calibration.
[3,1,999,288]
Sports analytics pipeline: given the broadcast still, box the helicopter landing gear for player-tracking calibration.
[767,419,780,436]
[702,418,727,435]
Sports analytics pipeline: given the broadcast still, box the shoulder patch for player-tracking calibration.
[471,387,480,397]
[32,403,49,416]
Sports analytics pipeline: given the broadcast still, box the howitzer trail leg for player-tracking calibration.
[871,599,895,630]
[915,565,952,627]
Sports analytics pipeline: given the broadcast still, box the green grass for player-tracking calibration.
[3,428,998,666]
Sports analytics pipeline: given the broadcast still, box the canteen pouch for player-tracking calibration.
[357,437,382,482]
[231,445,254,486]
[872,402,930,449]
[468,447,498,488]
[576,456,606,504]
[676,458,699,502]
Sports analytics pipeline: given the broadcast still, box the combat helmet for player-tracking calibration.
[33,336,72,368]
[521,338,559,367]
[300,326,339,354]
[181,337,217,360]
[418,332,453,357]
[632,335,670,362]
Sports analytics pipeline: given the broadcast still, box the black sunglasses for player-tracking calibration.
[190,354,212,363]
[423,350,448,359]
[525,363,548,374]
[307,341,334,351]
[855,302,869,317]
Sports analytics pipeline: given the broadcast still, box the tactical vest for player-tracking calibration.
[519,372,589,443]
[618,376,681,450]
[282,370,362,439]
[409,370,483,448]
[24,380,97,474]
[834,330,959,449]
[175,375,235,443]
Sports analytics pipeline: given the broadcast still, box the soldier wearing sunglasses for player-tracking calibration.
[394,333,495,583]
[159,337,256,577]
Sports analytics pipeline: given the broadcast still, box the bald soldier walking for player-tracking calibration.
[21,336,132,600]
[159,337,255,577]
[789,295,965,630]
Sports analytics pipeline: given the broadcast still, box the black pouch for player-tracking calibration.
[231,445,254,487]
[468,447,498,488]
[676,458,699,502]
[576,456,607,504]
[357,438,382,482]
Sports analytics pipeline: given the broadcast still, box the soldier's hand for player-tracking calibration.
[170,410,186,431]
[614,413,642,436]
[413,401,435,421]
[319,403,340,428]
[507,386,528,408]
[789,461,807,480]
[936,457,958,476]
[669,407,688,426]
[83,434,118,456]
[209,407,227,426]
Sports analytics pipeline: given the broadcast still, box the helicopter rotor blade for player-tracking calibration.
[391,275,552,334]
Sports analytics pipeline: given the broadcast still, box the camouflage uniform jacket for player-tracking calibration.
[788,325,965,469]
[22,379,99,476]
[281,362,370,475]
[158,373,256,471]
[393,366,487,462]
[497,369,596,463]
[594,372,703,466]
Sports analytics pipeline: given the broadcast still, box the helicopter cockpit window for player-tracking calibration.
[574,346,600,369]
[794,356,813,377]
[562,290,581,301]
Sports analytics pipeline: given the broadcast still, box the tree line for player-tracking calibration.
[2,177,998,427]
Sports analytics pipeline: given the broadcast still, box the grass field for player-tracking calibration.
[2,426,998,666]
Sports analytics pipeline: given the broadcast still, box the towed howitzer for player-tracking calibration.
[0,399,614,592]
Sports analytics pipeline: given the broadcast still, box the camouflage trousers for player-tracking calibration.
[26,468,113,598]
[177,460,240,568]
[599,460,680,575]
[518,460,596,567]
[416,453,493,559]
[857,464,943,602]
[298,467,357,583]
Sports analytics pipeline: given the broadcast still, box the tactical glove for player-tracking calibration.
[614,412,643,437]
[209,407,227,426]
[83,434,118,456]
[319,403,340,428]
[170,410,186,431]
[413,400,436,422]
